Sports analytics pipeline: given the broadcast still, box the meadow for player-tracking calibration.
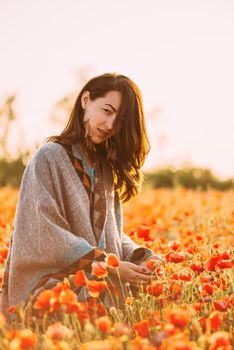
[0,186,233,349]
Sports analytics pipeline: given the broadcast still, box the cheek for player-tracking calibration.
[90,110,105,125]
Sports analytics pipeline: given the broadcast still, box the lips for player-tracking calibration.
[98,128,110,137]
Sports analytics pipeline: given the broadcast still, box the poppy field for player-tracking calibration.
[0,186,233,349]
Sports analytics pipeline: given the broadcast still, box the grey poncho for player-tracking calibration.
[1,141,153,320]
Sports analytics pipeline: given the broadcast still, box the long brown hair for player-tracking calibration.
[44,73,150,202]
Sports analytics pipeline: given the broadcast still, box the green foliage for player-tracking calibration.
[144,168,175,188]
[143,167,234,191]
[0,160,233,191]
[0,157,25,187]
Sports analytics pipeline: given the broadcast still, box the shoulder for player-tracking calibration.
[31,142,67,163]
[18,142,72,189]
[26,142,69,173]
[35,142,65,158]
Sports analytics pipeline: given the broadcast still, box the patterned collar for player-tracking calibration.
[72,142,108,165]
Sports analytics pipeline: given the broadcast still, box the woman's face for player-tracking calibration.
[81,90,122,144]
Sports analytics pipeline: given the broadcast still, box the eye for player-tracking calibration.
[103,108,111,115]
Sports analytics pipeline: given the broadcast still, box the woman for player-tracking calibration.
[1,73,162,322]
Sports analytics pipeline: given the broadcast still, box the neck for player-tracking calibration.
[77,139,106,164]
[84,137,96,152]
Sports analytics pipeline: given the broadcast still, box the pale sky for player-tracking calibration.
[0,0,234,179]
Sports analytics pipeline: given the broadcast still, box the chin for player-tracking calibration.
[90,135,107,144]
[89,139,102,146]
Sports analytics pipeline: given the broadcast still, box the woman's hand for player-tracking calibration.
[108,261,152,287]
[138,253,165,272]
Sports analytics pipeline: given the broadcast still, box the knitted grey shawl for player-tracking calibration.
[1,142,149,317]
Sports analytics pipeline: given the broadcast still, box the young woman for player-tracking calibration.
[1,73,162,321]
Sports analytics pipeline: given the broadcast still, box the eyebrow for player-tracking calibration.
[104,104,117,113]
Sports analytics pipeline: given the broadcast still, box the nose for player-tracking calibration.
[105,115,116,130]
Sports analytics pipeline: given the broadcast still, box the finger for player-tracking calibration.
[133,265,152,274]
[134,272,151,281]
[138,266,152,275]
[142,267,152,274]
[138,265,152,274]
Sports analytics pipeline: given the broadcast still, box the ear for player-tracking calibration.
[81,91,90,109]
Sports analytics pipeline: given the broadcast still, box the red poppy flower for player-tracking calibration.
[168,240,181,251]
[146,258,162,271]
[128,228,136,237]
[96,316,112,333]
[178,272,192,281]
[204,255,221,271]
[169,273,179,280]
[221,251,231,260]
[214,277,221,288]
[134,319,150,338]
[192,302,203,311]
[59,289,77,305]
[146,281,163,296]
[210,311,223,332]
[13,329,37,349]
[213,300,229,312]
[198,317,207,333]
[169,283,182,300]
[86,298,107,319]
[209,331,231,350]
[7,306,17,314]
[221,278,227,291]
[166,252,185,263]
[189,262,204,274]
[0,247,8,259]
[202,283,216,295]
[168,308,190,328]
[162,323,176,335]
[136,225,151,240]
[187,245,197,255]
[200,275,211,283]
[53,279,71,296]
[49,298,60,313]
[86,280,107,298]
[91,261,108,278]
[105,253,120,268]
[217,259,233,269]
[33,290,55,310]
[148,310,162,327]
[73,270,87,288]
